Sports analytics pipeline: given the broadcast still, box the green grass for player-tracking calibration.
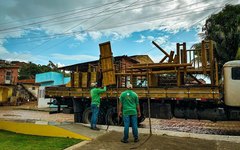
[0,130,82,150]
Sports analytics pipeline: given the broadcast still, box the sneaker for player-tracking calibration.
[91,127,100,131]
[121,139,129,143]
[134,138,139,143]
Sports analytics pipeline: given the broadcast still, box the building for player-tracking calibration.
[35,72,71,108]
[0,66,19,85]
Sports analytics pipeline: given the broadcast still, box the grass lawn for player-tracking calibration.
[0,130,82,150]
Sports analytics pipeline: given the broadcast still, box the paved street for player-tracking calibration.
[1,102,240,150]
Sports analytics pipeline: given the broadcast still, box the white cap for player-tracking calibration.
[91,82,97,87]
[127,83,133,89]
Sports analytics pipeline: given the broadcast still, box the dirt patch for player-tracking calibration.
[78,131,240,150]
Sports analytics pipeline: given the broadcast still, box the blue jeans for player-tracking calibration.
[91,104,99,128]
[123,115,138,141]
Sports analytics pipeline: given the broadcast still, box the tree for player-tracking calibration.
[18,61,61,80]
[203,4,240,67]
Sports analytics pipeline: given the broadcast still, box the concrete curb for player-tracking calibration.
[64,141,91,150]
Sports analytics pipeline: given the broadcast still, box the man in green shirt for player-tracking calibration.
[118,84,141,143]
[90,82,106,130]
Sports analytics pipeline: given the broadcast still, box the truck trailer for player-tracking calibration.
[45,40,240,125]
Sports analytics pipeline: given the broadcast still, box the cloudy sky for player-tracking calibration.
[0,0,239,66]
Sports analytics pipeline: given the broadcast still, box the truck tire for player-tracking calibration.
[82,107,105,124]
[105,107,122,125]
[82,107,92,124]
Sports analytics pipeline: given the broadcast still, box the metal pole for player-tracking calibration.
[147,69,152,135]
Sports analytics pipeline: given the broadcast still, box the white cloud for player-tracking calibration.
[1,0,237,41]
[74,33,87,42]
[154,36,169,45]
[0,0,239,65]
[135,35,146,43]
[89,31,102,40]
[0,46,9,54]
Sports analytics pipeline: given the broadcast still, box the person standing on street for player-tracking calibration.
[90,82,106,130]
[118,83,140,143]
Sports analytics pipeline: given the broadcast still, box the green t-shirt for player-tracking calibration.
[90,86,106,106]
[120,90,139,116]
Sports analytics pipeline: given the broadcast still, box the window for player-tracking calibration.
[232,67,240,80]
[5,71,11,80]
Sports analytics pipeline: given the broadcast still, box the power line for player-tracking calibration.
[2,0,235,62]
[0,0,219,39]
[141,0,234,55]
[0,0,123,27]
[0,1,227,48]
[0,0,173,34]
[0,5,220,47]
[11,0,124,61]
[0,0,169,33]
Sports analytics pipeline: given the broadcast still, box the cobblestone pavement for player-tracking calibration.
[141,118,240,136]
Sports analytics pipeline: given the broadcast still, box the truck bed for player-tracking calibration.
[45,86,220,100]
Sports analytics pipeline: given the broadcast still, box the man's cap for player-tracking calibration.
[91,82,97,87]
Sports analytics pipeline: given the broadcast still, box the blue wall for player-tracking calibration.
[35,72,70,86]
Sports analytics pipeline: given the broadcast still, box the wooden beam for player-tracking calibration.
[129,63,192,69]
[177,43,180,63]
[173,54,179,63]
[215,58,219,86]
[188,73,203,84]
[152,41,170,57]
[168,51,175,63]
[183,42,187,63]
[201,40,207,74]
[160,55,168,63]
[209,40,214,85]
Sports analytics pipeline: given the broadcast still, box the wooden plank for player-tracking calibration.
[168,51,174,62]
[81,72,88,88]
[99,41,116,86]
[201,41,207,74]
[173,54,179,63]
[90,72,97,85]
[183,42,187,63]
[215,59,219,86]
[176,43,180,64]
[129,63,192,69]
[149,74,158,87]
[209,40,214,85]
[73,72,80,87]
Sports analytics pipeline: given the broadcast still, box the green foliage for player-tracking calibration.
[203,4,240,66]
[0,130,81,150]
[191,43,202,62]
[18,62,61,80]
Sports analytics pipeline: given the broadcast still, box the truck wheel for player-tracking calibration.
[82,107,91,124]
[82,107,105,124]
[105,107,122,125]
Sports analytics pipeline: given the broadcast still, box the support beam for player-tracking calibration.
[152,41,170,57]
